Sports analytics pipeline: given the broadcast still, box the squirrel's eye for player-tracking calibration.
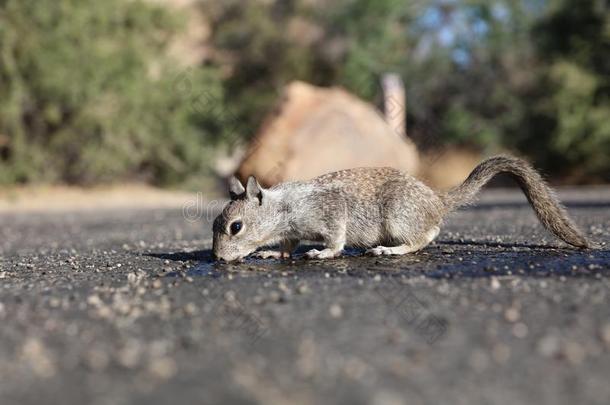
[230,221,242,235]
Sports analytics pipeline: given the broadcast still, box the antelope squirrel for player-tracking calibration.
[213,155,590,262]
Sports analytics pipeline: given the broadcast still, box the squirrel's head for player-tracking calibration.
[212,176,278,262]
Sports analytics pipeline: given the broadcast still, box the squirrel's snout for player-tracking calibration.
[215,255,244,263]
[213,249,250,263]
[212,248,240,263]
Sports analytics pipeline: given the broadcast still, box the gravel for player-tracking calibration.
[0,187,609,405]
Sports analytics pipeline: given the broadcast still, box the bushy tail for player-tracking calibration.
[441,155,590,248]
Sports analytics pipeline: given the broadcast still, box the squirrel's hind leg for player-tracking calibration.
[304,223,346,260]
[366,226,439,256]
[304,238,345,259]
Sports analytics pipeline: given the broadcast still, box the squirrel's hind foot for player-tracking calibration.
[366,244,420,256]
[305,248,342,259]
[366,226,440,256]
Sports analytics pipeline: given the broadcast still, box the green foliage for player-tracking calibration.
[207,0,320,133]
[519,0,610,181]
[322,0,416,98]
[0,0,225,185]
[209,0,417,129]
[0,0,607,185]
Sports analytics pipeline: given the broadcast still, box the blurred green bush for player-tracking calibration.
[0,0,226,185]
[0,0,607,186]
[516,0,610,182]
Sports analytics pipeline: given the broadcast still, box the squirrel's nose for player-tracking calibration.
[212,251,224,262]
[212,251,233,262]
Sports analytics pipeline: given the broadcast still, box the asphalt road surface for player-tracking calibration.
[1,187,609,405]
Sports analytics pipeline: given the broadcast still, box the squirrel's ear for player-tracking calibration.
[246,176,263,205]
[228,176,245,200]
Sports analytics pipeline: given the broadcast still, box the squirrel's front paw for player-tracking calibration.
[304,248,340,259]
[252,250,283,259]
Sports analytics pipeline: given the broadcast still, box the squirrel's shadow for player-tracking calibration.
[142,242,605,279]
[146,250,214,262]
[143,239,569,265]
[434,239,568,250]
[143,244,345,264]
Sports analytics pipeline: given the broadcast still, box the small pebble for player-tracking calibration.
[329,304,343,318]
[184,303,197,316]
[148,357,177,380]
[87,295,102,306]
[564,341,585,365]
[512,322,528,338]
[504,307,520,322]
[49,297,61,308]
[538,334,560,357]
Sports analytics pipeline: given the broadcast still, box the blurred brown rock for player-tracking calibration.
[236,80,419,187]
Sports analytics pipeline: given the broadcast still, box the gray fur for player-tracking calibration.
[213,155,590,261]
